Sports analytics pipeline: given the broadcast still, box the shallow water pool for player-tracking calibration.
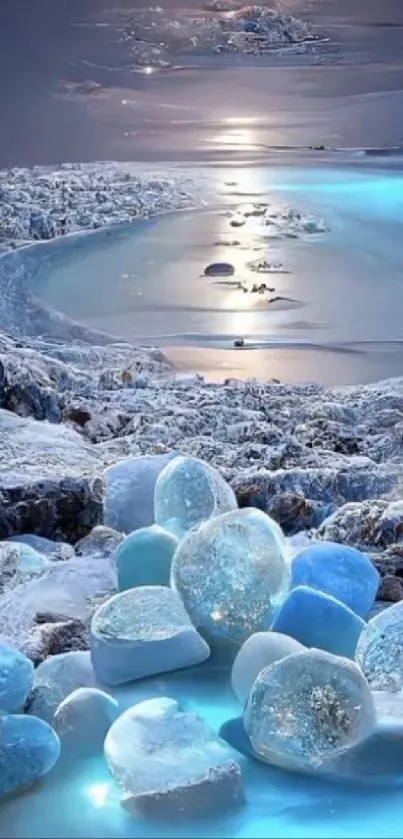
[1,658,403,839]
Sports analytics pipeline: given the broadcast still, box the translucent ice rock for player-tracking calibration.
[27,651,98,722]
[53,687,119,756]
[90,586,210,686]
[355,600,403,691]
[231,632,305,705]
[154,455,237,539]
[291,541,379,618]
[171,508,289,644]
[0,640,34,712]
[272,586,365,658]
[105,697,244,817]
[0,714,60,798]
[103,452,177,534]
[244,649,375,774]
[116,524,178,591]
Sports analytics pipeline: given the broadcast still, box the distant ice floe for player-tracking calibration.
[120,4,322,71]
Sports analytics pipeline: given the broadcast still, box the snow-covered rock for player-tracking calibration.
[104,697,244,816]
[26,651,98,722]
[90,586,210,685]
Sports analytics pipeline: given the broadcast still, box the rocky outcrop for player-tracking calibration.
[0,409,103,541]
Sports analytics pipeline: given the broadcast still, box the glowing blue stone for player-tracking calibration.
[272,586,365,658]
[116,524,178,591]
[291,541,379,618]
[0,641,34,713]
[0,714,60,798]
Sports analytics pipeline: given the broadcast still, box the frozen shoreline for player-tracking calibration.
[0,159,403,654]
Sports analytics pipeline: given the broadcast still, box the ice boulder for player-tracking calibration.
[171,508,289,644]
[116,525,178,591]
[231,632,305,705]
[27,651,98,722]
[356,600,403,691]
[0,714,60,798]
[244,649,375,774]
[291,541,379,618]
[53,687,119,756]
[154,455,237,539]
[90,586,210,686]
[103,452,177,534]
[0,641,34,712]
[104,697,244,817]
[272,586,365,658]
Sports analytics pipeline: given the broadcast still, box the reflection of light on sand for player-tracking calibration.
[86,782,110,808]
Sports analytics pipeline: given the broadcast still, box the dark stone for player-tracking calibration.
[0,476,102,542]
[4,381,61,423]
[377,574,403,603]
[21,618,90,665]
[63,405,92,428]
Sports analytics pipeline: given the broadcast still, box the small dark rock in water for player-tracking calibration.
[204,262,235,278]
[233,338,245,348]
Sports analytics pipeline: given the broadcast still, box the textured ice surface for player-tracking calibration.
[122,5,315,71]
[27,651,98,722]
[291,541,379,618]
[0,163,200,253]
[244,650,376,774]
[103,453,177,534]
[90,586,210,685]
[116,524,178,591]
[0,541,49,583]
[231,632,305,705]
[154,455,237,539]
[171,508,289,643]
[53,687,119,756]
[272,586,365,658]
[104,697,243,817]
[0,640,34,712]
[0,714,60,798]
[324,716,403,783]
[356,600,403,691]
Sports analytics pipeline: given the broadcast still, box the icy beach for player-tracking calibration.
[2,0,403,835]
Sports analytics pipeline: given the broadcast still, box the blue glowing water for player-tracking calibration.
[1,659,403,839]
[27,163,403,385]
